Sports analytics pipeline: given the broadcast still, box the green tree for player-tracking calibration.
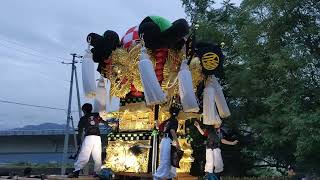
[182,0,320,176]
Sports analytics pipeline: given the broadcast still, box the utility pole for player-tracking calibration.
[61,53,83,175]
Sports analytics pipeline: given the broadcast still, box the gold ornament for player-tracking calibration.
[201,52,220,70]
[105,139,150,173]
[129,44,144,92]
[190,57,204,89]
[111,48,130,66]
[101,41,196,99]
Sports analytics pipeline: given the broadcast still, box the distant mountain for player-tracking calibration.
[12,123,66,130]
[10,122,112,131]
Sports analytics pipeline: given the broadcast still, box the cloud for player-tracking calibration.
[0,0,187,130]
[0,0,242,130]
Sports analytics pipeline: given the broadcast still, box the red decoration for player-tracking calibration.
[121,26,139,49]
[154,48,168,84]
[129,84,143,98]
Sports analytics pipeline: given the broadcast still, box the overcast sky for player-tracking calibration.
[0,0,241,130]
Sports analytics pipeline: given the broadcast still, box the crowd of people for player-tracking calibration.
[66,103,240,180]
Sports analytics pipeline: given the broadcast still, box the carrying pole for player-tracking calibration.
[151,105,160,174]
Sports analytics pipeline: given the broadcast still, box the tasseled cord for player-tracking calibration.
[138,47,166,105]
[203,75,230,125]
[178,60,199,112]
[82,43,96,98]
[94,76,107,113]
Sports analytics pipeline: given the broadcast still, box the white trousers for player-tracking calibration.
[205,148,224,173]
[153,137,176,180]
[74,135,102,172]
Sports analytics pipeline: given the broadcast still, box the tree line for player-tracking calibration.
[182,0,320,176]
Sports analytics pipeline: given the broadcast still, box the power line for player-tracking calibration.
[0,99,65,111]
[0,34,70,61]
[33,70,71,83]
[0,40,73,83]
[0,41,62,63]
[0,99,78,112]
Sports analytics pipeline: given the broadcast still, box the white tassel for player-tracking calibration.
[212,77,231,118]
[99,79,120,120]
[104,79,112,113]
[105,79,120,113]
[203,79,221,125]
[82,49,96,99]
[178,60,199,112]
[109,96,120,112]
[94,77,106,113]
[138,47,166,105]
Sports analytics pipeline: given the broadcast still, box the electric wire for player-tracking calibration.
[0,34,70,61]
[0,41,62,63]
[0,99,79,113]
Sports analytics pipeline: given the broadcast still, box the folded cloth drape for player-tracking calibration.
[178,60,199,112]
[82,48,96,98]
[138,47,166,105]
[203,75,230,125]
[94,77,106,113]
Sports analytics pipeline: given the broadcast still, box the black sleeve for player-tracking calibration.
[169,119,178,132]
[100,117,109,126]
[77,117,85,145]
[93,113,107,125]
[219,130,225,140]
[92,112,100,116]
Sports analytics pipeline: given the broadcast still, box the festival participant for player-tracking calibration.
[194,121,238,179]
[153,103,181,180]
[68,103,107,178]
